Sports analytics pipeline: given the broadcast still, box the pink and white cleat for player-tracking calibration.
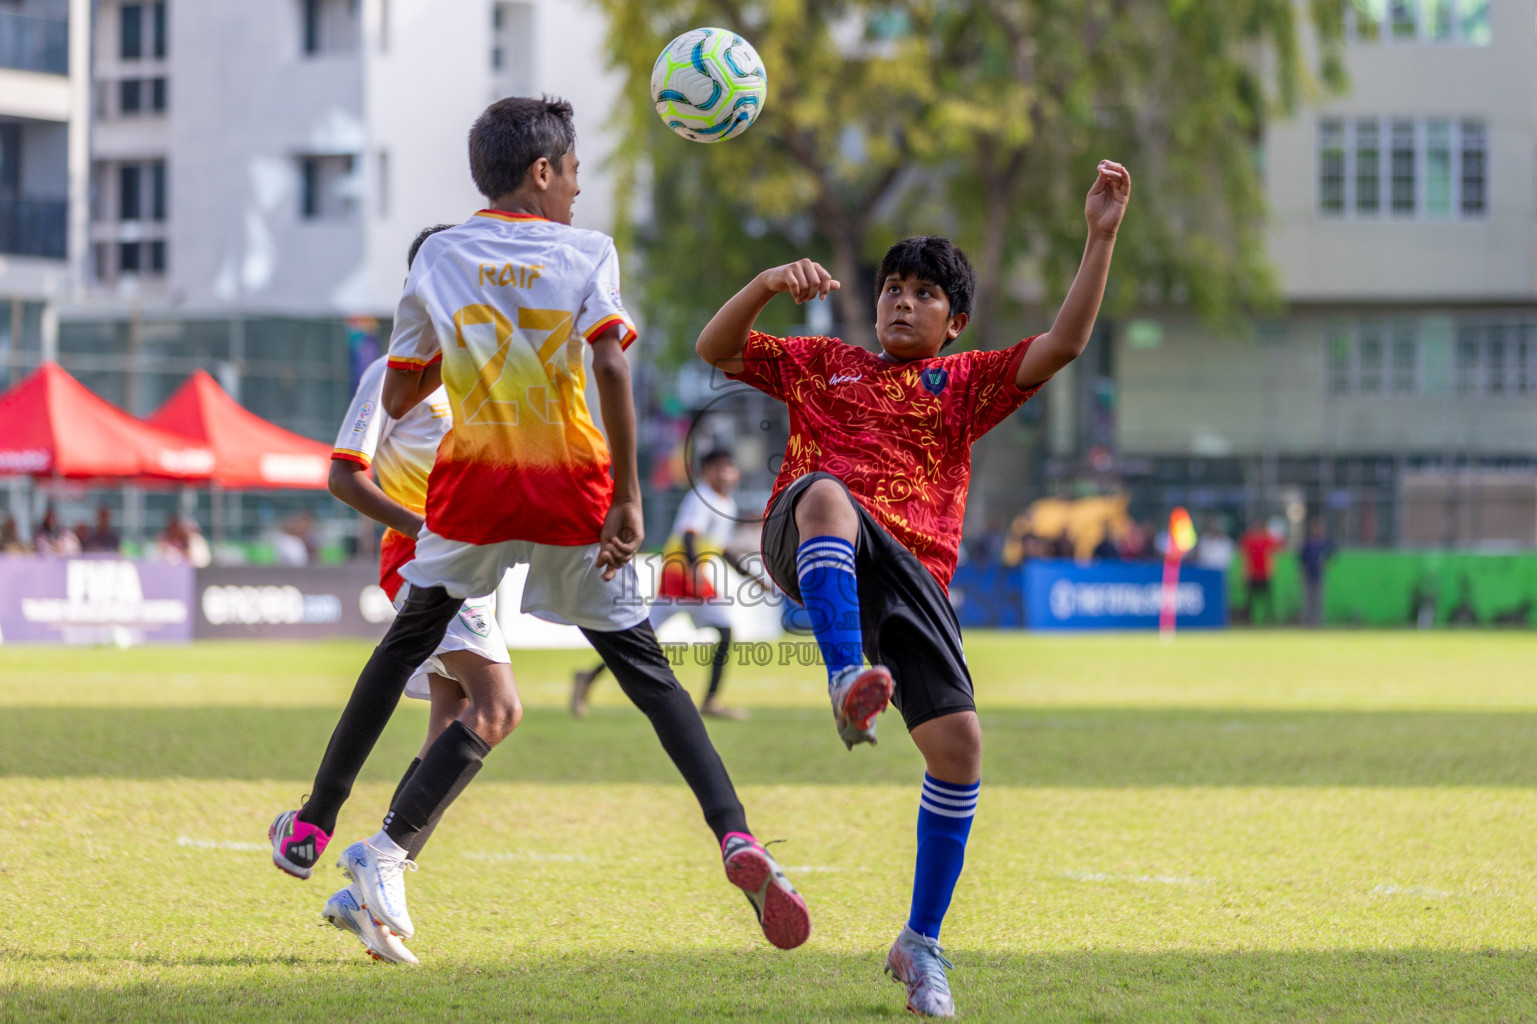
[269,809,331,880]
[829,665,894,750]
[721,832,811,950]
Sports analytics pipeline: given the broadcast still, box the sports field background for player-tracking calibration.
[2,632,1536,1022]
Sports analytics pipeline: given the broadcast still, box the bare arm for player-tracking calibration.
[328,459,424,538]
[1015,161,1131,389]
[590,329,642,580]
[381,362,442,419]
[695,259,840,372]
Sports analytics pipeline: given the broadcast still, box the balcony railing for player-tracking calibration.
[0,196,67,259]
[0,10,69,76]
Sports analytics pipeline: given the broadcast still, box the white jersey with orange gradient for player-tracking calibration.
[386,210,638,549]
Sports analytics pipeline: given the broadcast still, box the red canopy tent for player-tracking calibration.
[145,369,331,489]
[0,362,214,480]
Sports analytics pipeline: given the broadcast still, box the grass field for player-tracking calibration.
[2,631,1537,1022]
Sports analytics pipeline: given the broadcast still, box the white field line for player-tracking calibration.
[177,835,268,852]
[1060,870,1212,886]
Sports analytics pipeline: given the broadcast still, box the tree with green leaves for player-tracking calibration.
[598,0,1345,357]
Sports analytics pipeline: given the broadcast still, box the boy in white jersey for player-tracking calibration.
[571,449,753,719]
[268,97,809,955]
[298,225,513,963]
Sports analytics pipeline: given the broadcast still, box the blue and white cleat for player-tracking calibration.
[322,884,419,965]
[337,839,417,940]
[829,664,893,750]
[885,924,956,1018]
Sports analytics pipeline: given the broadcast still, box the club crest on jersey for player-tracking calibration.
[920,367,948,395]
[459,605,492,638]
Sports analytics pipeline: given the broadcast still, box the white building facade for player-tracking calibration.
[1111,0,1536,547]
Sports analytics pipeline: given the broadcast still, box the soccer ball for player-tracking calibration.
[650,27,766,143]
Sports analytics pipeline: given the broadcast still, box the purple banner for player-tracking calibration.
[0,555,195,645]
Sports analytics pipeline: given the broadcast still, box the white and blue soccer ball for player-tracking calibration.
[650,27,766,143]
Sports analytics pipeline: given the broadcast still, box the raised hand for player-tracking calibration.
[1086,160,1131,238]
[760,258,841,304]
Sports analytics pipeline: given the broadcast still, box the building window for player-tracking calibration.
[1357,322,1384,393]
[152,1,167,58]
[491,3,535,97]
[1390,322,1418,392]
[1321,316,1537,397]
[149,160,166,220]
[1319,120,1346,215]
[301,0,360,56]
[119,164,141,221]
[1348,0,1490,44]
[1354,119,1380,215]
[1461,119,1486,215]
[119,241,141,273]
[298,154,356,220]
[1321,117,1486,220]
[121,3,143,60]
[149,239,166,273]
[1390,120,1416,215]
[1425,119,1452,216]
[119,79,143,115]
[150,77,167,112]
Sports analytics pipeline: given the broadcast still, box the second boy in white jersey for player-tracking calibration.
[305,225,515,964]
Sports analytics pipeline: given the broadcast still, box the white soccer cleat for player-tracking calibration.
[322,884,419,965]
[829,664,893,750]
[885,924,956,1018]
[338,839,417,940]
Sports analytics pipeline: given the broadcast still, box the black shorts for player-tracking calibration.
[761,472,974,731]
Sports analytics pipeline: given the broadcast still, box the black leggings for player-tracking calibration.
[581,621,748,842]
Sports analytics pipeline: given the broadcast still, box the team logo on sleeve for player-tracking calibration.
[920,368,949,395]
[351,402,373,433]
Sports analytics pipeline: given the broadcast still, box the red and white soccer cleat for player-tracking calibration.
[829,664,893,750]
[721,832,811,950]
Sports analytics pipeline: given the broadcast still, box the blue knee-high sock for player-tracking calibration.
[795,536,863,681]
[908,774,979,939]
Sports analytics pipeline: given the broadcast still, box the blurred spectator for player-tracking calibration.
[1,515,26,554]
[1194,518,1236,571]
[1299,518,1336,627]
[80,505,121,553]
[1240,520,1283,624]
[273,512,317,566]
[1118,520,1153,561]
[1051,530,1074,559]
[967,513,1007,569]
[1091,526,1119,560]
[157,517,212,567]
[34,507,80,556]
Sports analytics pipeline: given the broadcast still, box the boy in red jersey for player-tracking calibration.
[697,161,1131,1017]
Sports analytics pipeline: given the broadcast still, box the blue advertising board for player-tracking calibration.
[1023,559,1227,631]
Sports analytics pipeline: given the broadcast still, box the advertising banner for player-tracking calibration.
[1023,559,1227,631]
[194,565,395,640]
[0,555,195,645]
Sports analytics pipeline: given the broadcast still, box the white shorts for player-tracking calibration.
[401,527,647,633]
[648,595,733,632]
[401,590,511,701]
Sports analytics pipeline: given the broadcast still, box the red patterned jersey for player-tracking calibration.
[728,331,1044,590]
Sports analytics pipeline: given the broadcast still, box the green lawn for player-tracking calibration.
[2,633,1536,1022]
